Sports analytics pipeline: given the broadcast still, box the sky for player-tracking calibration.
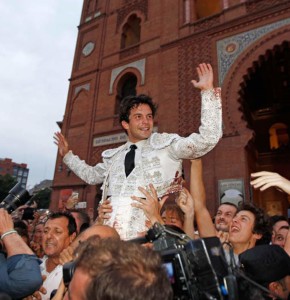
[0,1,83,189]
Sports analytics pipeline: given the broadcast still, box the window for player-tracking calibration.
[269,123,289,150]
[13,167,18,176]
[115,73,137,114]
[121,14,141,49]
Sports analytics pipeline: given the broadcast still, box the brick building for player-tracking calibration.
[0,158,29,188]
[51,0,290,218]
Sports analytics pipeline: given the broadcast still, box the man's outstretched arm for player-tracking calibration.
[54,131,106,185]
[0,209,42,298]
[189,160,216,238]
[170,63,222,160]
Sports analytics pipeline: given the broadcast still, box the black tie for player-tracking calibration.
[125,145,137,177]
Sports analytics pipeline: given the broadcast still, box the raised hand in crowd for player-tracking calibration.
[33,210,41,223]
[59,245,74,266]
[53,132,69,157]
[131,184,167,227]
[175,188,195,239]
[251,171,290,196]
[30,241,44,259]
[64,193,79,210]
[95,199,113,225]
[190,159,216,238]
[0,208,33,256]
[216,230,230,244]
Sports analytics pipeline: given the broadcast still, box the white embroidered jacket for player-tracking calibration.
[63,88,222,239]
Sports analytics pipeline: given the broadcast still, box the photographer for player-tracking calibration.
[0,208,42,299]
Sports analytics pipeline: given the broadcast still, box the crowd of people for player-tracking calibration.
[0,63,289,299]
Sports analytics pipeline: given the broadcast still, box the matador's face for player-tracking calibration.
[121,103,154,143]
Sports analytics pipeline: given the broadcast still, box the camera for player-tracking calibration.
[62,223,233,300]
[62,260,76,287]
[22,207,37,220]
[0,182,31,214]
[132,223,232,300]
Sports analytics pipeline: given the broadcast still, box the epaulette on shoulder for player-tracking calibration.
[149,132,180,149]
[102,144,126,158]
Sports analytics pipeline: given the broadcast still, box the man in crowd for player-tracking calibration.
[270,215,289,248]
[63,237,173,300]
[225,204,270,264]
[0,208,42,299]
[195,200,270,265]
[30,212,77,300]
[30,221,45,258]
[54,63,223,240]
[186,160,270,263]
[240,244,290,299]
[215,202,238,232]
[50,225,120,300]
[214,202,238,243]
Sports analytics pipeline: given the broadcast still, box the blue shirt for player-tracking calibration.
[0,253,42,299]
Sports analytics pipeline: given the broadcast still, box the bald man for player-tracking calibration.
[59,224,120,264]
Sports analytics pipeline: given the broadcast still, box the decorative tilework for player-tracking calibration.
[217,18,290,85]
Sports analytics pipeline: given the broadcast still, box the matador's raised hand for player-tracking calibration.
[191,63,214,91]
[53,131,69,157]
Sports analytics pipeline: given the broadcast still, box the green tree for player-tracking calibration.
[33,188,52,209]
[0,174,18,201]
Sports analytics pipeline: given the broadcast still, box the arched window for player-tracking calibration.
[115,73,138,114]
[120,14,141,49]
[269,123,289,150]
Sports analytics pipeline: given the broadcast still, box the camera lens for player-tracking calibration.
[63,261,76,287]
[0,182,31,213]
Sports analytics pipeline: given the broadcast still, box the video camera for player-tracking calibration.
[0,182,31,214]
[61,222,281,300]
[132,223,234,300]
[62,223,236,300]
